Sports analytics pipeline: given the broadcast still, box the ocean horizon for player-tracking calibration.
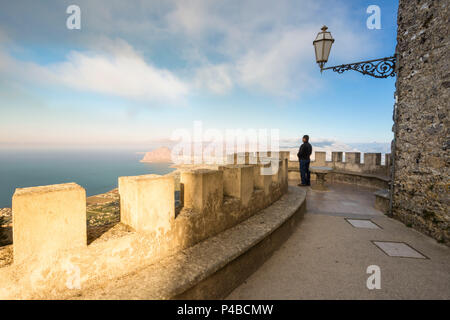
[0,148,174,208]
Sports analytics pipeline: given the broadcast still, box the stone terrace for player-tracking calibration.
[228,181,450,299]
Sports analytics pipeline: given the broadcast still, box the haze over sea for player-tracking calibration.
[0,149,174,208]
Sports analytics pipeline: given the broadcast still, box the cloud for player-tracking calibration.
[0,0,380,99]
[52,49,188,102]
[165,0,377,97]
[0,39,189,102]
[194,64,234,94]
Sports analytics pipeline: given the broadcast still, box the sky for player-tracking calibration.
[0,0,399,149]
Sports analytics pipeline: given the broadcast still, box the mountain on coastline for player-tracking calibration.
[140,147,173,163]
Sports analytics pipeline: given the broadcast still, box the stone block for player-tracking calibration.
[180,169,223,212]
[332,152,343,163]
[279,151,291,162]
[345,152,361,164]
[226,152,258,165]
[271,160,283,185]
[314,152,326,165]
[220,165,254,206]
[364,153,382,166]
[119,174,175,233]
[256,151,272,164]
[280,158,288,191]
[253,163,272,196]
[12,183,86,264]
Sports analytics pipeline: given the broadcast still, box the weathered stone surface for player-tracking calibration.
[226,152,258,165]
[180,169,223,213]
[393,0,449,245]
[314,152,326,166]
[68,187,307,300]
[253,163,272,196]
[374,189,390,214]
[12,183,86,264]
[0,172,287,299]
[345,152,361,165]
[220,165,254,206]
[270,160,283,185]
[332,152,343,163]
[364,153,382,166]
[287,150,391,186]
[118,174,175,234]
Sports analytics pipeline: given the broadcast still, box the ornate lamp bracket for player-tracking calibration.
[322,56,397,79]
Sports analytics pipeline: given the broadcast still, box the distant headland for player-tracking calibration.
[140,146,173,163]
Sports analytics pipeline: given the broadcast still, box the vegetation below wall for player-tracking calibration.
[0,189,124,248]
[0,215,7,243]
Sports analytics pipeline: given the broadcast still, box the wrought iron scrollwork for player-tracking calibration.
[323,56,396,78]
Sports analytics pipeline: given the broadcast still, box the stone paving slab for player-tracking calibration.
[372,241,426,259]
[346,219,381,229]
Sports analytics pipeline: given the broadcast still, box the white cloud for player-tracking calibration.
[53,51,188,102]
[0,0,380,99]
[194,64,234,94]
[165,0,377,97]
[0,39,189,102]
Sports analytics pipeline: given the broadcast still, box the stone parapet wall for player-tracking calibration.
[288,151,391,177]
[0,151,288,299]
[393,0,449,244]
[288,151,390,190]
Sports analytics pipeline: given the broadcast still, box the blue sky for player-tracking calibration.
[0,0,398,148]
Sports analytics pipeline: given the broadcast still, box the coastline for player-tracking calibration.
[139,160,173,164]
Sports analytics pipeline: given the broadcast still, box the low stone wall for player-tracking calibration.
[71,187,307,300]
[0,151,289,299]
[288,151,390,189]
[374,189,390,215]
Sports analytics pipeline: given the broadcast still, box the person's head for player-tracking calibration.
[302,135,309,143]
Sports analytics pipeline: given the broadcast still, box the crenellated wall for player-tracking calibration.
[0,151,289,299]
[288,151,391,189]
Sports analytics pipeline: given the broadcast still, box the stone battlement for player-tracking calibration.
[288,151,391,190]
[289,151,391,175]
[0,151,289,299]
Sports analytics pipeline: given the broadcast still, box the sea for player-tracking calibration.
[0,148,174,208]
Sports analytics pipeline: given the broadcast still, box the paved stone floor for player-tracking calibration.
[227,182,450,299]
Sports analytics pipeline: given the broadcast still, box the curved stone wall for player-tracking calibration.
[0,151,290,299]
[288,151,391,190]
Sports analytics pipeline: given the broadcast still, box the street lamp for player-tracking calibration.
[313,26,335,71]
[313,26,396,78]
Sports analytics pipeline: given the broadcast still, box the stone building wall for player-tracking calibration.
[393,0,449,244]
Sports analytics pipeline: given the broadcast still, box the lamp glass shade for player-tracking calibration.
[313,26,334,64]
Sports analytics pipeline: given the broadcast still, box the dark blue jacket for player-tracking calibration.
[297,142,312,160]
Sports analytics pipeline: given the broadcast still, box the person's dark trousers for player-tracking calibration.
[299,159,311,185]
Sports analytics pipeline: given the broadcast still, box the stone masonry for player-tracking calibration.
[393,0,449,244]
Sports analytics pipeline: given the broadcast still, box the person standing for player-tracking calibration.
[297,135,312,186]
